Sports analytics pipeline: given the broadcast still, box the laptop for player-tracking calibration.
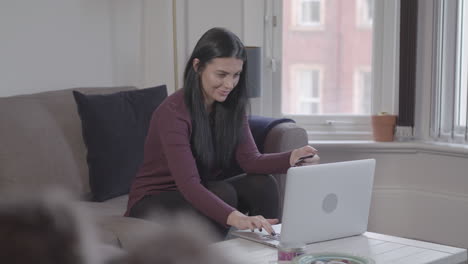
[231,159,376,247]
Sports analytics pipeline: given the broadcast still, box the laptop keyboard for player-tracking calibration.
[261,233,281,240]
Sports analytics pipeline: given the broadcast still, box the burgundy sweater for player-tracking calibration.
[125,89,292,226]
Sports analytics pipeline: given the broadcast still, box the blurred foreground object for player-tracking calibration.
[109,211,240,264]
[0,188,105,264]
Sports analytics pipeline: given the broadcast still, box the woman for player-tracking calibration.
[125,27,319,237]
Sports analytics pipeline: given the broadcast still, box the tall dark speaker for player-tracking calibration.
[245,46,262,98]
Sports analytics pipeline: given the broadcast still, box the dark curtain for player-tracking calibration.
[398,0,418,127]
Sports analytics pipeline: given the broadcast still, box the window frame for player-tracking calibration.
[289,64,323,115]
[262,0,400,141]
[291,0,325,31]
[430,0,468,144]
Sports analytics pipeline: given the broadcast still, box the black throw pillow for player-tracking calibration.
[73,85,167,202]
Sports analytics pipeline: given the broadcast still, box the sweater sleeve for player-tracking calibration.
[156,104,235,226]
[235,117,292,174]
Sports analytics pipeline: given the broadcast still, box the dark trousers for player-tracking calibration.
[129,173,280,239]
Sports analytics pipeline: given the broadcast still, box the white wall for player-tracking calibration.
[313,142,468,249]
[175,0,247,83]
[110,0,143,88]
[0,0,173,97]
[141,0,175,93]
[0,0,264,109]
[0,0,116,96]
[174,0,265,114]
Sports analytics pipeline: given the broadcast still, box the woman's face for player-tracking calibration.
[194,57,243,107]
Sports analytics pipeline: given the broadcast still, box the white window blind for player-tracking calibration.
[432,0,468,143]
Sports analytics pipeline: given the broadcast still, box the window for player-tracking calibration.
[291,0,324,30]
[263,0,400,140]
[299,0,322,26]
[285,0,373,115]
[354,68,372,114]
[286,66,322,115]
[457,0,468,135]
[357,0,374,28]
[431,0,468,143]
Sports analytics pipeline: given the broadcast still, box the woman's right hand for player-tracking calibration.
[227,210,279,235]
[290,145,320,166]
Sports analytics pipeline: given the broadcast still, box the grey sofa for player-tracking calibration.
[0,86,308,249]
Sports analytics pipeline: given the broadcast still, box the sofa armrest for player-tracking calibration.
[263,122,308,154]
[263,122,308,219]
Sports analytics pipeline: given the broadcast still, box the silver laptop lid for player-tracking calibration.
[280,159,376,244]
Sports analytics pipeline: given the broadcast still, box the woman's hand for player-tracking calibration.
[227,211,279,235]
[290,145,320,166]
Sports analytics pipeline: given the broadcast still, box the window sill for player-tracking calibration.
[308,140,468,157]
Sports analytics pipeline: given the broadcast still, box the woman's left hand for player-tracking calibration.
[290,145,320,167]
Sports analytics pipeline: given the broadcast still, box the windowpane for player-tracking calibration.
[354,69,371,114]
[300,101,318,114]
[298,70,319,97]
[293,68,321,114]
[282,0,373,115]
[366,0,374,22]
[310,2,320,22]
[357,0,374,27]
[432,0,468,142]
[457,0,468,129]
[299,0,320,25]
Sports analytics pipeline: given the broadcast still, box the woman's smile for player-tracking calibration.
[218,89,231,97]
[194,57,243,106]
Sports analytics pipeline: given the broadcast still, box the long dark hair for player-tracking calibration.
[183,28,248,176]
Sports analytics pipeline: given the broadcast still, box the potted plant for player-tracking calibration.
[371,112,397,142]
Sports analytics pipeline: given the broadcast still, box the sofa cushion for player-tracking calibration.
[95,215,162,250]
[0,86,137,197]
[73,86,167,202]
[79,195,129,218]
[74,195,160,249]
[0,98,84,193]
[75,195,129,247]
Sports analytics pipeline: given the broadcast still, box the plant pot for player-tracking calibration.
[371,115,397,142]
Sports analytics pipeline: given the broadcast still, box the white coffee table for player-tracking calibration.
[212,232,467,264]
